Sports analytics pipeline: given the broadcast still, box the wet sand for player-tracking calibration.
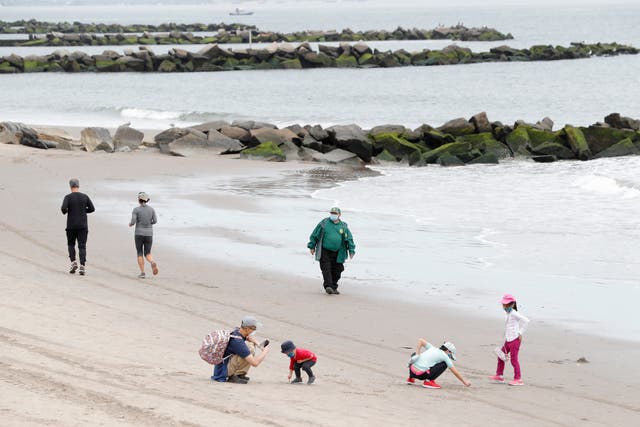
[0,143,638,426]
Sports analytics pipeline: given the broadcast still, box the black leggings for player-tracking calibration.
[135,235,153,256]
[408,361,448,381]
[66,228,88,265]
[294,360,316,378]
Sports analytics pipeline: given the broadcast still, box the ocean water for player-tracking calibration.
[4,2,640,340]
[0,2,639,129]
[99,156,640,341]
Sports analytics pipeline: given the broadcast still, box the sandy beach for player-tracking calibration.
[1,142,639,427]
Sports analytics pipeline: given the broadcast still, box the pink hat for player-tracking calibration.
[500,294,516,304]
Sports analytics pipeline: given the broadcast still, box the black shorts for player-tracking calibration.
[135,235,153,256]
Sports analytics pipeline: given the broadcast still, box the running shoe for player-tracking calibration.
[69,261,78,274]
[138,272,146,279]
[508,379,524,386]
[422,380,441,389]
[78,265,85,276]
[307,376,316,385]
[489,375,505,383]
[406,377,416,385]
[151,261,158,275]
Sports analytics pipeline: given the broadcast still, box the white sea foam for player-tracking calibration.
[574,174,640,198]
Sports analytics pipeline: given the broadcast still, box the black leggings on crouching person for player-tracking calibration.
[409,361,448,381]
[294,360,316,378]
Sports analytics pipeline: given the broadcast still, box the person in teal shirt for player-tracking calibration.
[307,207,356,295]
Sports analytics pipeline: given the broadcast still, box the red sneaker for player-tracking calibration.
[406,377,416,385]
[489,375,505,383]
[508,379,524,386]
[422,380,441,389]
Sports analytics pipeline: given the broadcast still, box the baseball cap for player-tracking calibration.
[241,315,262,329]
[500,294,516,305]
[69,178,80,188]
[138,191,150,202]
[329,207,341,214]
[443,341,457,360]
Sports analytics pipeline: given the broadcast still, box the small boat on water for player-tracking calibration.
[229,8,254,16]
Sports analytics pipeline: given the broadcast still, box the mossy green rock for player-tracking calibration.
[581,126,638,154]
[421,141,472,164]
[593,138,640,159]
[358,53,375,65]
[375,149,399,163]
[527,127,562,148]
[564,125,592,160]
[437,153,465,166]
[467,152,500,164]
[240,141,285,162]
[336,54,358,68]
[422,129,456,148]
[0,63,18,73]
[505,126,531,156]
[371,132,424,160]
[282,58,302,69]
[158,59,177,72]
[531,142,575,159]
[457,133,511,159]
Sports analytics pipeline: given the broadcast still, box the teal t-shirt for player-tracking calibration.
[411,343,453,371]
[322,220,346,251]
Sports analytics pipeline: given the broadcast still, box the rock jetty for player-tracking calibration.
[3,113,639,166]
[0,20,254,34]
[0,21,512,45]
[0,42,636,74]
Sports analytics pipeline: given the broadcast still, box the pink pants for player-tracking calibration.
[496,338,522,380]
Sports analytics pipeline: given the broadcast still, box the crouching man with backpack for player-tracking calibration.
[211,316,270,384]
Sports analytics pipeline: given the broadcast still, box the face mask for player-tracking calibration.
[329,214,339,221]
[504,307,513,313]
[287,352,295,358]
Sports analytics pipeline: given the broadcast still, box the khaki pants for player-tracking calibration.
[227,342,255,377]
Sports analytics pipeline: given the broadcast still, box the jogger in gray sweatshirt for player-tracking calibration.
[129,192,158,279]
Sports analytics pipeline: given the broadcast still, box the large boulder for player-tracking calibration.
[249,128,301,147]
[531,141,575,159]
[458,133,511,159]
[604,113,640,131]
[504,126,532,157]
[369,124,408,136]
[564,125,592,160]
[437,117,476,136]
[191,120,230,133]
[166,132,213,157]
[326,124,373,161]
[220,125,251,143]
[470,112,492,133]
[0,122,49,149]
[370,132,422,160]
[535,117,554,131]
[307,124,330,141]
[240,141,285,161]
[593,138,640,159]
[581,126,638,155]
[113,124,144,151]
[80,127,113,152]
[33,126,76,150]
[421,141,473,164]
[207,129,245,154]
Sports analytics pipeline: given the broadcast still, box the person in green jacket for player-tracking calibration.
[307,207,356,295]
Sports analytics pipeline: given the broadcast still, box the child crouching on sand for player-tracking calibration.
[490,293,530,386]
[281,340,317,384]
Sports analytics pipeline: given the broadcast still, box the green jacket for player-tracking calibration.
[307,218,356,263]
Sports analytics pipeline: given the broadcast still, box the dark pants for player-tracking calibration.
[319,248,344,290]
[66,228,88,265]
[135,235,153,256]
[408,361,448,381]
[294,360,316,379]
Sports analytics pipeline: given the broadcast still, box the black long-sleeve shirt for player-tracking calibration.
[61,192,95,230]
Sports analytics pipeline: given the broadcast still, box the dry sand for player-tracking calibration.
[0,143,638,427]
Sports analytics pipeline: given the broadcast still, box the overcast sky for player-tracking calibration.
[5,0,638,5]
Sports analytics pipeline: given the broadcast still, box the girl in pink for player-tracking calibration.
[490,294,530,386]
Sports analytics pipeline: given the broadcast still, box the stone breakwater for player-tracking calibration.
[0,20,255,34]
[0,42,636,74]
[0,21,511,45]
[2,113,639,167]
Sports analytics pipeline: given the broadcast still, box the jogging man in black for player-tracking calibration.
[61,178,95,275]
